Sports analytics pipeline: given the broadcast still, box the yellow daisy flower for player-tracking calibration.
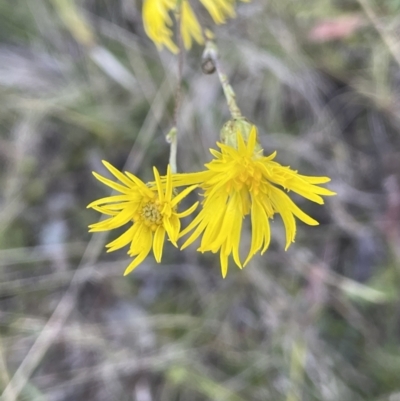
[142,0,249,53]
[171,125,336,278]
[88,162,198,275]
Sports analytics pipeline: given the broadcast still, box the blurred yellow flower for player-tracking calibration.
[143,0,179,53]
[88,162,198,275]
[172,125,336,278]
[180,0,204,49]
[142,0,249,53]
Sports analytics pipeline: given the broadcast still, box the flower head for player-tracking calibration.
[172,124,336,278]
[88,162,198,275]
[142,0,249,53]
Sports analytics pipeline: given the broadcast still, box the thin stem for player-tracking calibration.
[202,40,242,119]
[166,127,178,174]
[168,0,184,174]
[173,3,184,127]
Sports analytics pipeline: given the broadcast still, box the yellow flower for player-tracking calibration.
[143,0,179,53]
[88,162,198,275]
[180,0,204,50]
[142,0,249,53]
[198,0,235,24]
[171,125,336,278]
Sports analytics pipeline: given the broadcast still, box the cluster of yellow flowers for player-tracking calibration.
[88,1,335,277]
[88,122,335,277]
[143,0,249,53]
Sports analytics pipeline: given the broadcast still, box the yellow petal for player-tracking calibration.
[199,0,235,24]
[90,205,118,216]
[142,0,179,54]
[170,171,211,187]
[176,201,198,218]
[165,165,173,201]
[124,234,152,275]
[92,172,130,194]
[220,243,229,278]
[128,223,149,256]
[230,204,243,269]
[102,160,136,188]
[180,213,209,249]
[171,184,198,207]
[246,125,258,154]
[164,214,180,246]
[213,193,241,251]
[125,171,155,198]
[89,208,133,231]
[200,195,227,248]
[106,224,136,252]
[153,166,164,203]
[244,196,271,266]
[268,187,297,249]
[87,195,133,208]
[153,226,166,262]
[181,0,204,49]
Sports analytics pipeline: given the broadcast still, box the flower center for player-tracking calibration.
[228,158,263,194]
[134,200,163,231]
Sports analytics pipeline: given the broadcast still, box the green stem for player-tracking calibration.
[166,127,178,174]
[202,40,242,120]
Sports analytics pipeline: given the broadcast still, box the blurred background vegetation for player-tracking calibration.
[1,0,400,400]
